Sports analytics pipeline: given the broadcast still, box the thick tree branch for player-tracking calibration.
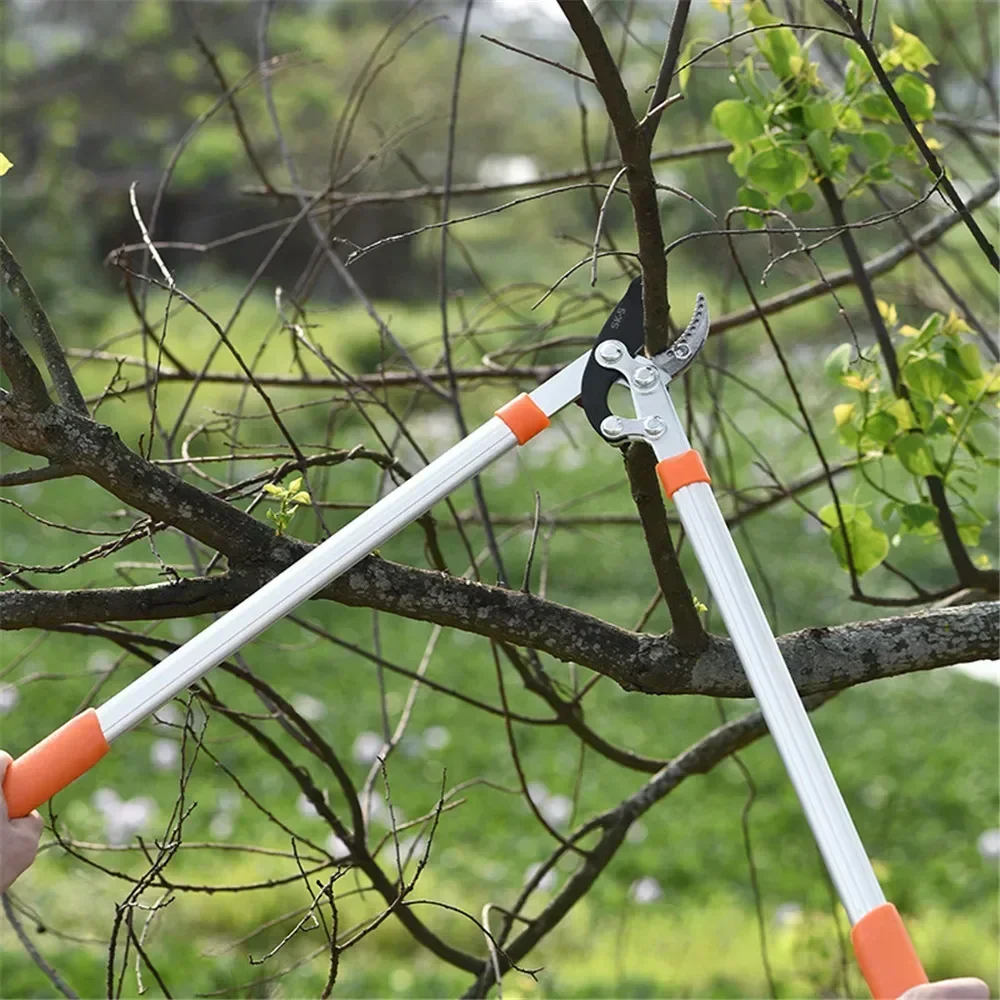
[2,571,993,700]
[0,237,88,414]
[0,314,52,412]
[0,394,281,565]
[624,442,707,652]
[557,0,670,356]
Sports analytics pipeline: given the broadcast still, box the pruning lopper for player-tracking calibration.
[5,278,926,997]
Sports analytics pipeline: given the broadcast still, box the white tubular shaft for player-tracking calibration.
[97,418,517,742]
[672,481,884,925]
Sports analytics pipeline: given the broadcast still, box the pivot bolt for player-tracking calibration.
[643,416,665,437]
[633,366,657,388]
[672,342,691,360]
[601,416,625,438]
[597,341,624,364]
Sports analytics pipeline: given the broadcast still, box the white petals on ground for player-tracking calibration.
[629,876,663,904]
[524,862,557,892]
[327,833,351,861]
[150,738,179,771]
[92,788,155,845]
[423,726,451,750]
[352,731,384,764]
[626,821,648,844]
[774,902,804,928]
[526,782,572,826]
[977,829,1000,862]
[0,685,19,712]
[291,693,326,721]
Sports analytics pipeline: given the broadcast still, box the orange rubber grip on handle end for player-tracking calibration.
[852,904,927,999]
[3,709,110,819]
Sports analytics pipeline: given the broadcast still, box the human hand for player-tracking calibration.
[0,751,43,893]
[900,979,991,999]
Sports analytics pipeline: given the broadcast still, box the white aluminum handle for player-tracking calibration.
[672,480,885,924]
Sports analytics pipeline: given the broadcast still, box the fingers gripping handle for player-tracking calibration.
[2,709,110,818]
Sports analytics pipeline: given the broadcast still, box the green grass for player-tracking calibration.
[1,276,997,997]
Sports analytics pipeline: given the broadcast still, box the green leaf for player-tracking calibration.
[747,1,800,80]
[803,99,837,132]
[895,433,936,476]
[291,491,312,505]
[904,358,955,400]
[738,186,769,210]
[890,22,937,73]
[894,74,935,121]
[785,191,814,212]
[859,93,898,122]
[0,152,12,177]
[958,523,982,546]
[738,186,769,229]
[711,100,765,144]
[287,477,303,494]
[263,484,286,496]
[727,143,752,178]
[747,146,809,201]
[860,130,893,161]
[824,343,853,382]
[868,163,894,183]
[863,410,898,445]
[838,106,864,131]
[818,504,890,576]
[806,129,834,175]
[678,39,698,94]
[899,503,938,535]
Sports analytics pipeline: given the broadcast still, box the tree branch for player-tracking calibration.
[0,314,52,412]
[2,570,993,699]
[0,237,88,414]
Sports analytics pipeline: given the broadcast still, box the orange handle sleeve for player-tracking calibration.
[655,449,711,498]
[495,394,550,444]
[2,709,110,819]
[852,904,927,998]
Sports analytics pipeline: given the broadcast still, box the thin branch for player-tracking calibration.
[0,237,87,414]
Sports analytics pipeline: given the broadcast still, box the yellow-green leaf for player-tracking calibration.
[263,484,285,496]
[0,153,12,177]
[895,433,936,476]
[287,477,303,494]
[876,299,897,327]
[711,99,765,145]
[709,0,730,9]
[833,402,855,427]
[818,503,889,576]
[291,491,312,505]
[890,22,937,73]
[895,74,935,121]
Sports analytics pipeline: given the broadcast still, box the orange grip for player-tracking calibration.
[852,904,927,999]
[2,709,110,819]
[655,449,711,499]
[495,394,549,445]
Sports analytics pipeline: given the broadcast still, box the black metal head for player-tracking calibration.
[580,276,645,437]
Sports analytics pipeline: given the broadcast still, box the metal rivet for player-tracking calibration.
[643,416,665,437]
[673,343,691,359]
[601,416,624,438]
[633,366,657,388]
[597,341,623,363]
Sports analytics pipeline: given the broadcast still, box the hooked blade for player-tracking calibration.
[652,293,710,380]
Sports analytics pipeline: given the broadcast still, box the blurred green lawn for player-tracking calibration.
[1,273,997,997]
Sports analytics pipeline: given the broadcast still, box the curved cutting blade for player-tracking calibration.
[652,292,710,380]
